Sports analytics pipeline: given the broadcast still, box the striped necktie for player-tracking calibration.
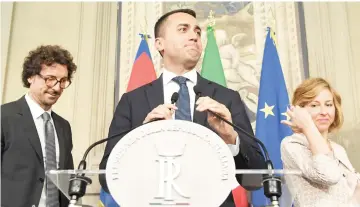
[42,112,59,207]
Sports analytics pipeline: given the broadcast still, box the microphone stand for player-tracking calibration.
[194,88,281,207]
[67,92,180,206]
[207,110,281,207]
[67,129,132,207]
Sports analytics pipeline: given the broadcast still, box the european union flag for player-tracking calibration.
[251,27,293,206]
[99,188,120,207]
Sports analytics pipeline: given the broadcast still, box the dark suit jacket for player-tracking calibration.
[99,74,266,206]
[1,96,74,207]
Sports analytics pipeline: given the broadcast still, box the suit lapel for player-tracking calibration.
[193,74,216,125]
[18,96,44,164]
[52,113,66,169]
[145,75,164,110]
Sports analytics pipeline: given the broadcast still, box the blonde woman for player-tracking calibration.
[280,78,360,207]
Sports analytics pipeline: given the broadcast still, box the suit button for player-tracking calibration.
[244,155,249,162]
[32,205,36,207]
[39,177,44,183]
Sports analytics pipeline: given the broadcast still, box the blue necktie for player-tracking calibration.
[173,76,192,121]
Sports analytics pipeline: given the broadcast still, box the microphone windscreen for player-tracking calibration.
[171,92,179,104]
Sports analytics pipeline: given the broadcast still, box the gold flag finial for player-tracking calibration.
[269,28,278,48]
[207,10,216,27]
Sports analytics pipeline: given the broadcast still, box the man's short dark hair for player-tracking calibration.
[22,45,77,88]
[154,9,196,38]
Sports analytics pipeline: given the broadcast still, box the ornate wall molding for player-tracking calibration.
[152,3,164,74]
[119,2,135,96]
[118,2,163,98]
[284,3,305,91]
[253,2,305,96]
[253,2,267,68]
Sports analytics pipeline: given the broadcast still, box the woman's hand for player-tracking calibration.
[281,105,316,133]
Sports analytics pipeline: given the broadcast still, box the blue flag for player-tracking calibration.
[99,188,120,207]
[251,27,293,206]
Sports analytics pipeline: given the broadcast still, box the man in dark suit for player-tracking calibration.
[1,45,77,207]
[100,9,266,207]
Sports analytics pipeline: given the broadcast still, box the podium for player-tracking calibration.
[47,120,302,207]
[47,169,300,207]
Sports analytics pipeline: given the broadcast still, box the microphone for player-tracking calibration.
[193,85,281,207]
[171,92,179,104]
[150,92,179,123]
[68,92,179,206]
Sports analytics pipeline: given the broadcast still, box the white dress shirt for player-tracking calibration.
[162,68,240,156]
[25,93,60,207]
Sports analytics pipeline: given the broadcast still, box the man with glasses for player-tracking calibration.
[1,45,77,207]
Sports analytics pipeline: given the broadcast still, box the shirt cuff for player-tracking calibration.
[227,135,240,156]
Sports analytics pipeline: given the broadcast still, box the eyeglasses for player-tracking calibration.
[37,74,71,89]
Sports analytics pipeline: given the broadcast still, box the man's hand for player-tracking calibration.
[196,96,237,144]
[143,104,177,124]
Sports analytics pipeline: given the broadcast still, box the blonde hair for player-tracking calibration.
[292,78,344,132]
